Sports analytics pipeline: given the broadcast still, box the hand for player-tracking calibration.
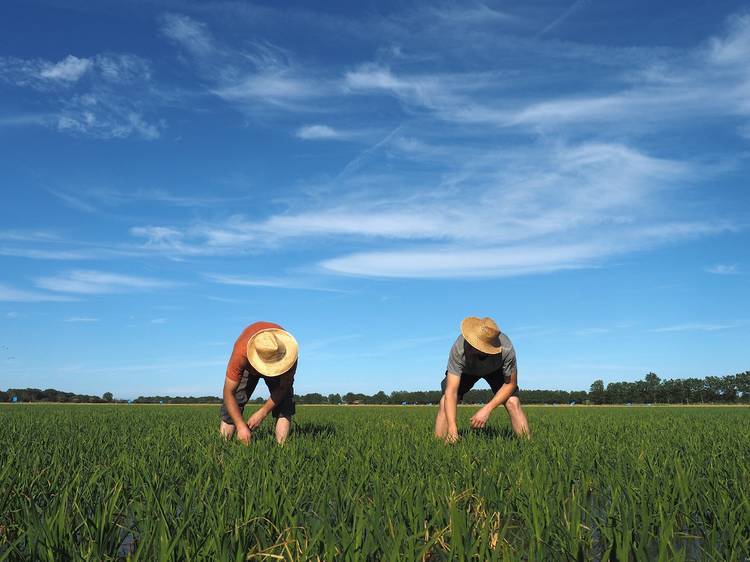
[445,426,459,444]
[247,410,266,431]
[470,407,491,429]
[236,424,252,446]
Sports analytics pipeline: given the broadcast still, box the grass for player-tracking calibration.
[1,405,748,561]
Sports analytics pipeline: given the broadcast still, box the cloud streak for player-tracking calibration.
[34,270,179,294]
[0,52,160,139]
[0,284,77,302]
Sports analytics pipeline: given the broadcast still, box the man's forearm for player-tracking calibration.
[445,390,459,429]
[223,389,246,427]
[261,381,291,415]
[486,383,517,410]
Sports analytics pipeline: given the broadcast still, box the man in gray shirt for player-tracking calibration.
[435,316,530,442]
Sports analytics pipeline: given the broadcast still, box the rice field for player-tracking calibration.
[0,404,748,561]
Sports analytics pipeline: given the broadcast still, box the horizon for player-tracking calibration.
[1,0,749,399]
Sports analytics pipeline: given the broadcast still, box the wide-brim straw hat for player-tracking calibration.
[246,328,298,377]
[461,316,503,355]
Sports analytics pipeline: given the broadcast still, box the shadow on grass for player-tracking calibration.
[291,422,337,438]
[459,425,515,440]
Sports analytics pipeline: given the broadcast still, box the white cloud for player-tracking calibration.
[705,263,739,275]
[161,13,335,112]
[650,322,744,333]
[125,139,734,277]
[161,13,215,57]
[39,55,92,81]
[205,273,346,292]
[34,270,178,294]
[295,124,343,140]
[65,316,100,322]
[0,52,160,139]
[340,13,750,133]
[0,284,77,302]
[320,243,605,278]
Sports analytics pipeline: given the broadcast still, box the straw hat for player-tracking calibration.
[461,316,503,355]
[246,328,298,377]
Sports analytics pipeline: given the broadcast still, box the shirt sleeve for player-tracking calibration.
[445,336,465,376]
[225,344,246,382]
[502,339,517,382]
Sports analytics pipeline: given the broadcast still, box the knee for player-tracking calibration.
[220,421,235,439]
[505,396,522,414]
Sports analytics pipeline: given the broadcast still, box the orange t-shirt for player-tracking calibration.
[225,321,294,382]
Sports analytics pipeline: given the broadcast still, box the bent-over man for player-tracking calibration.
[435,316,530,442]
[219,321,298,445]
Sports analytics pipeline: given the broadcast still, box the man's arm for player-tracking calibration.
[222,377,246,427]
[470,369,517,428]
[247,365,296,430]
[444,372,461,443]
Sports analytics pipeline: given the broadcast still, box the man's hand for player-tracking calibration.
[445,425,459,444]
[470,406,491,429]
[247,410,267,431]
[236,424,252,445]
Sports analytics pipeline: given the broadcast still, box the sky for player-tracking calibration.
[1,0,748,399]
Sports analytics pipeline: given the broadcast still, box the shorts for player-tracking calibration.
[441,369,520,402]
[219,369,296,423]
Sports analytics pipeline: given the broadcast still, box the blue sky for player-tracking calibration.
[1,0,748,399]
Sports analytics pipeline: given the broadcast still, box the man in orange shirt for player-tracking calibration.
[219,322,298,445]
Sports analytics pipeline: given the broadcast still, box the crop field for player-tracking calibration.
[0,405,749,561]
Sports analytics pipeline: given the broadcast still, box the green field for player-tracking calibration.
[1,405,748,561]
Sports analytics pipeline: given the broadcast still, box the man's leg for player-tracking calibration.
[266,377,295,444]
[434,395,448,438]
[504,396,531,438]
[220,420,235,439]
[274,416,291,444]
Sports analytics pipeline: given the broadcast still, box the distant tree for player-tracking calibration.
[644,372,661,403]
[736,372,750,402]
[103,392,113,402]
[589,380,605,404]
[370,391,388,404]
[704,376,724,402]
[297,392,325,404]
[327,393,341,405]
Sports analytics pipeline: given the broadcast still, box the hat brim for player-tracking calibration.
[461,317,502,355]
[246,328,299,377]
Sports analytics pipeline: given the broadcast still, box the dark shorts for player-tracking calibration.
[219,370,296,424]
[441,369,520,402]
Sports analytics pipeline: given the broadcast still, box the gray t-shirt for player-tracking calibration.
[446,333,517,381]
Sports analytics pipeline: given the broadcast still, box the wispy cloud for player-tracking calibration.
[40,55,92,81]
[0,52,161,139]
[295,124,345,140]
[34,270,179,294]
[161,13,335,113]
[537,0,591,37]
[205,273,347,293]
[123,138,735,277]
[705,263,739,275]
[45,186,252,215]
[64,316,99,322]
[650,322,745,333]
[0,283,77,302]
[161,13,214,57]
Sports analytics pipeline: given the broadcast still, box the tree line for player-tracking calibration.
[2,371,747,405]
